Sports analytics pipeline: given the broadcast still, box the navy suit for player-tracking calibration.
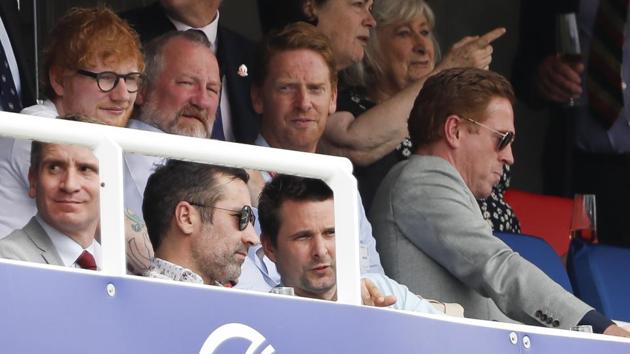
[0,0,36,108]
[121,2,259,144]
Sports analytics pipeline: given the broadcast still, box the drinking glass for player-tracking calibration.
[570,194,598,243]
[556,13,583,106]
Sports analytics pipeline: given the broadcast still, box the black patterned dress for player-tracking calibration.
[478,165,521,233]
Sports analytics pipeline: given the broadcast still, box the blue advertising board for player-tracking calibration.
[1,261,629,353]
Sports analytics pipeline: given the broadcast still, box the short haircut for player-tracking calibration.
[408,68,515,148]
[258,175,333,246]
[43,6,144,99]
[143,160,249,250]
[252,21,337,89]
[30,114,104,173]
[343,0,440,88]
[142,30,212,91]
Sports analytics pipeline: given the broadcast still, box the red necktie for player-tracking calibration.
[76,250,97,270]
[587,0,630,128]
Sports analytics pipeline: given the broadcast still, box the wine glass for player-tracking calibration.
[555,13,582,106]
[570,194,598,243]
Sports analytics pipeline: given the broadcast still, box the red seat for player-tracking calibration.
[504,189,573,256]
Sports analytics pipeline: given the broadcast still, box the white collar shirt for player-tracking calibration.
[36,214,102,269]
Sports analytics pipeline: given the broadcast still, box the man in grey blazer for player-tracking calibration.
[370,68,629,337]
[0,141,101,270]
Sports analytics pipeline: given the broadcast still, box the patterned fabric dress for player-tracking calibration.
[478,165,521,233]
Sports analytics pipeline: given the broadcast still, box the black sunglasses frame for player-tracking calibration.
[460,116,515,151]
[188,202,255,231]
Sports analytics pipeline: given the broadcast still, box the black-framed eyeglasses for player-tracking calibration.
[77,69,143,93]
[460,116,515,151]
[188,202,255,231]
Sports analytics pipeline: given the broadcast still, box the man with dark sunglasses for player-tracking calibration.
[370,68,630,337]
[142,160,257,287]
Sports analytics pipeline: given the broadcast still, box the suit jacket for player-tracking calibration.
[121,2,259,144]
[369,155,592,329]
[0,217,63,265]
[0,0,36,108]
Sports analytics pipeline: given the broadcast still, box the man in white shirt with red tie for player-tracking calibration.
[0,141,101,270]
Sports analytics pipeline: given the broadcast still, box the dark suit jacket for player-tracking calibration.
[0,0,36,108]
[121,2,259,144]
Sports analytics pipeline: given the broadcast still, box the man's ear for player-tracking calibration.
[48,65,65,98]
[329,85,337,114]
[174,201,196,235]
[260,233,277,263]
[27,167,38,199]
[250,85,263,115]
[444,115,462,149]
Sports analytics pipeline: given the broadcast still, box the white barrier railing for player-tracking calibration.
[0,112,362,305]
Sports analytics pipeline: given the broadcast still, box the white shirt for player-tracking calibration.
[36,215,102,269]
[167,11,235,141]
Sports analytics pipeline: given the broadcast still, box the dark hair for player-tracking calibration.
[252,21,337,89]
[258,174,333,246]
[408,68,515,148]
[142,30,212,90]
[143,160,249,250]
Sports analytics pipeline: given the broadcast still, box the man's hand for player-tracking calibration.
[603,324,630,337]
[361,278,397,307]
[536,54,584,103]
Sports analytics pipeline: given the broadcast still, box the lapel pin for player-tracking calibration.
[237,64,248,77]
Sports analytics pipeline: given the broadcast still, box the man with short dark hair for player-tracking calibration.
[0,141,101,270]
[258,174,438,314]
[142,160,257,286]
[370,67,630,336]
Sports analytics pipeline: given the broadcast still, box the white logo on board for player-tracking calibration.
[199,323,275,354]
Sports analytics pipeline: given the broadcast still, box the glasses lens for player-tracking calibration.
[238,206,255,231]
[97,72,118,92]
[498,131,514,150]
[124,73,142,93]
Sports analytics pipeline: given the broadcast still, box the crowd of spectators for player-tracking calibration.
[0,0,628,338]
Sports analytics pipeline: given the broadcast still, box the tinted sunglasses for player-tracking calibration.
[460,116,515,151]
[188,203,255,231]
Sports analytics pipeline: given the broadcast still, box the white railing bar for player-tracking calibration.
[0,112,361,305]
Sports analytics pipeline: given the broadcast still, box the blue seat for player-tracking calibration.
[567,239,630,321]
[494,232,573,293]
